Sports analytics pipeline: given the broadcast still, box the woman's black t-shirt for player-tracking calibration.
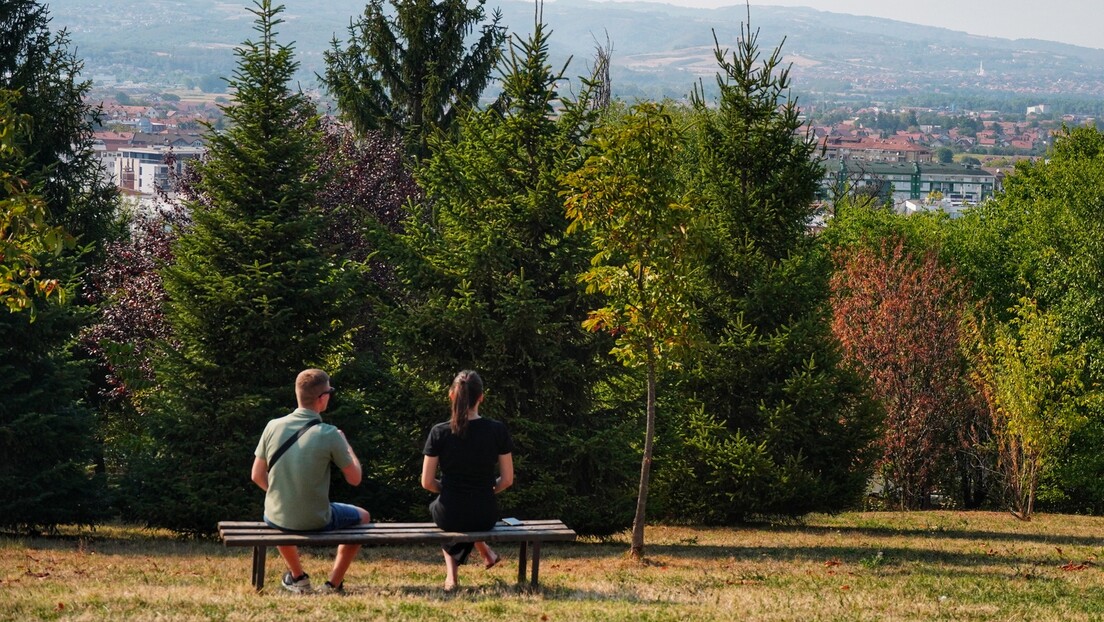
[423,417,514,531]
[424,417,514,494]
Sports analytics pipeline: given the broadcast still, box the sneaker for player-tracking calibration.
[281,571,311,594]
[318,580,345,595]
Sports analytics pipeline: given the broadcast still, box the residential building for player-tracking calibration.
[113,146,205,195]
[823,159,997,205]
[820,135,933,163]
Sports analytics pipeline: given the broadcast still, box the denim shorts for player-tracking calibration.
[324,502,363,531]
[264,502,363,532]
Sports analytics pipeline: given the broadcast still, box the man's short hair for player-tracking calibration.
[296,368,330,402]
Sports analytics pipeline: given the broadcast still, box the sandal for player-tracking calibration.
[484,552,501,569]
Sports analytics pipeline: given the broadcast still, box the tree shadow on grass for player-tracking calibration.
[386,582,662,603]
[545,540,1090,576]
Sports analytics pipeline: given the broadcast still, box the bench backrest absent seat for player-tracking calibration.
[217,519,577,591]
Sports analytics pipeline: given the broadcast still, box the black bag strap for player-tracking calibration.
[267,419,322,472]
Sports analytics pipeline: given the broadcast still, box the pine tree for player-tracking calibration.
[130,1,358,534]
[392,19,638,535]
[321,0,505,158]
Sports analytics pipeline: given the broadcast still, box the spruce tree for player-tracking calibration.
[0,0,116,531]
[658,17,881,522]
[131,1,357,534]
[392,20,638,535]
[0,92,107,532]
[321,0,505,158]
[0,0,118,254]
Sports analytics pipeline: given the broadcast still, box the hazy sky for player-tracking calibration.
[588,0,1102,49]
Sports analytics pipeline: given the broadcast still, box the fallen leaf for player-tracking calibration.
[840,585,851,591]
[55,603,64,611]
[824,559,842,567]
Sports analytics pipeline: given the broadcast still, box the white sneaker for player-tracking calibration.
[281,571,311,594]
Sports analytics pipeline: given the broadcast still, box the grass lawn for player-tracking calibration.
[2,511,1102,621]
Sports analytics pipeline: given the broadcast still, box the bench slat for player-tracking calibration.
[218,520,576,548]
[217,519,567,530]
[220,531,577,547]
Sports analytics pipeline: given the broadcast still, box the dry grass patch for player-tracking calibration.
[1,512,1102,621]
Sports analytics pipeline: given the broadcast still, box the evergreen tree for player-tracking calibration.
[321,0,505,158]
[392,20,638,535]
[130,1,358,534]
[0,0,118,254]
[658,17,881,522]
[0,90,107,532]
[0,0,117,531]
[0,282,109,533]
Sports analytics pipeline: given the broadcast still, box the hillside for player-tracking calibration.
[49,1,1104,105]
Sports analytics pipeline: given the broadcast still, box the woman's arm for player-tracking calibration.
[493,453,514,494]
[421,455,442,493]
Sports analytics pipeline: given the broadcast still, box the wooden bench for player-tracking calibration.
[217,519,576,591]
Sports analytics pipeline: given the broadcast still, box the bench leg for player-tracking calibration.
[517,541,528,584]
[530,541,542,587]
[252,546,267,591]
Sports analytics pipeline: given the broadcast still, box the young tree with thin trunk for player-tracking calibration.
[562,102,699,559]
[969,298,1088,520]
[0,90,68,315]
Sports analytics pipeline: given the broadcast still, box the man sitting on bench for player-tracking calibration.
[251,368,371,594]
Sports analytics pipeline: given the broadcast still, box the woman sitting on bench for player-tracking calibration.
[420,369,515,590]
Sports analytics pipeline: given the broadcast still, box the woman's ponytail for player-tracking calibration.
[449,370,483,436]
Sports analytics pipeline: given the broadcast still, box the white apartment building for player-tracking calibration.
[113,146,205,195]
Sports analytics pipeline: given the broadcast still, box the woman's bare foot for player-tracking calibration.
[474,541,500,569]
[443,549,459,591]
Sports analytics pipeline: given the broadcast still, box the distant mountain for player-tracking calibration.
[47,0,1104,105]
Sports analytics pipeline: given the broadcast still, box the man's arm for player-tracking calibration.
[338,430,362,486]
[251,456,269,491]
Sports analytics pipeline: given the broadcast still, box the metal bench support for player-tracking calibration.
[252,546,267,592]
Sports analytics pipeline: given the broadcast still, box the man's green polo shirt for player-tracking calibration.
[255,407,353,531]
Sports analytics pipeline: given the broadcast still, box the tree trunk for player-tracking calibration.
[630,352,657,561]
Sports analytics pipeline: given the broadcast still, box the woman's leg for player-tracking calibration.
[442,548,460,590]
[474,541,500,568]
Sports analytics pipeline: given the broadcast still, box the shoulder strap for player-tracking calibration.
[266,419,322,472]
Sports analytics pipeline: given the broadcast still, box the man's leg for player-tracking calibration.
[328,506,370,587]
[276,545,305,578]
[330,544,361,587]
